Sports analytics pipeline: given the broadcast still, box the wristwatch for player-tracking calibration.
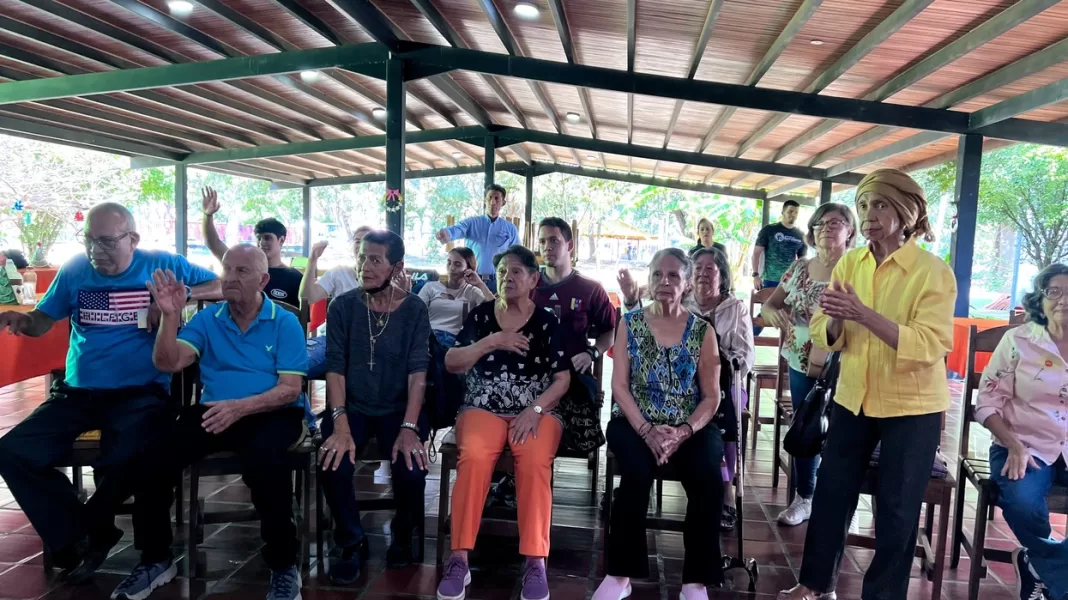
[532,405,543,415]
[751,271,760,278]
[330,407,346,421]
[184,285,193,303]
[586,347,601,361]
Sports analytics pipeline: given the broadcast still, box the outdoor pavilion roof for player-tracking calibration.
[0,0,1066,199]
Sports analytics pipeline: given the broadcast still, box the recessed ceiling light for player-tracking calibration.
[452,151,462,158]
[810,39,824,46]
[372,108,386,119]
[565,112,581,123]
[299,70,320,82]
[514,2,539,19]
[167,0,193,15]
[586,154,596,160]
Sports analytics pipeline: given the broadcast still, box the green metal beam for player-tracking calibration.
[0,43,389,105]
[0,114,183,160]
[270,161,529,189]
[534,163,767,201]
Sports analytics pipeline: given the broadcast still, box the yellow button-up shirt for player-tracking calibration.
[810,239,956,418]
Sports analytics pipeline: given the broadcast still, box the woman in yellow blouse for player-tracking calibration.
[778,169,956,600]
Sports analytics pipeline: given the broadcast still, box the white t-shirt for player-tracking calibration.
[318,265,360,298]
[418,281,487,335]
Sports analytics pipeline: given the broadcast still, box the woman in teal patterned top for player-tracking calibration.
[593,248,724,600]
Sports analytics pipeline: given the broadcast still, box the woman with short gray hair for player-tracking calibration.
[594,248,725,600]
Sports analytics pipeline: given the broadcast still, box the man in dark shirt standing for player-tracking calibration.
[752,199,807,290]
[534,217,616,453]
[317,230,431,584]
[201,188,303,309]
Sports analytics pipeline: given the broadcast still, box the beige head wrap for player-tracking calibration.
[854,168,935,243]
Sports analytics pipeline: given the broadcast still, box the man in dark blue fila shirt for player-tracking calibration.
[0,203,219,587]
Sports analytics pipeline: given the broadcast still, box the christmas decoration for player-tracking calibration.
[74,210,85,222]
[12,200,23,211]
[383,188,404,213]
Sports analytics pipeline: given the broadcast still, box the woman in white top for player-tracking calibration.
[760,202,856,528]
[419,247,493,347]
[687,246,754,533]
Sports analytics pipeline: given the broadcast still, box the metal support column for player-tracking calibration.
[950,133,982,318]
[524,168,534,247]
[761,197,770,228]
[484,135,496,189]
[819,180,832,205]
[385,59,406,235]
[174,164,187,256]
[302,186,312,257]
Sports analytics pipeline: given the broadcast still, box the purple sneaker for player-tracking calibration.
[437,556,471,600]
[521,558,549,600]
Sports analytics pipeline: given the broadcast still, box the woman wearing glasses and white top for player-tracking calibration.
[761,203,857,528]
[975,263,1068,600]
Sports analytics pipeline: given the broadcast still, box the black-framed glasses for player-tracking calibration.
[1043,287,1065,300]
[77,231,131,251]
[813,219,848,230]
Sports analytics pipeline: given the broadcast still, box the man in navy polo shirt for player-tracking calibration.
[0,203,219,586]
[128,245,308,600]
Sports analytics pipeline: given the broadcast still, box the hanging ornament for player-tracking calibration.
[382,188,404,213]
[949,212,959,233]
[74,210,85,222]
[23,212,32,226]
[12,200,23,211]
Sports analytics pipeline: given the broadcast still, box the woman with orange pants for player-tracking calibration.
[437,245,570,600]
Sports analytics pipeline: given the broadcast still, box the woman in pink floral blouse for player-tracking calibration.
[760,202,856,528]
[976,263,1068,600]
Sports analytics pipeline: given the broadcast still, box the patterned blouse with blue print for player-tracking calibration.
[616,309,710,426]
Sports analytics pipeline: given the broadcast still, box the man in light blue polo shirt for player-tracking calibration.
[117,245,308,600]
[0,203,219,587]
[435,183,518,290]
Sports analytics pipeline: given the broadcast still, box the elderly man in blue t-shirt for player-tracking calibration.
[0,203,219,587]
[132,244,308,600]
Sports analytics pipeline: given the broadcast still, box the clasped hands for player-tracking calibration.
[640,422,693,466]
[818,280,869,323]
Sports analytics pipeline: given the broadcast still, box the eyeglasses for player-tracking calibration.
[77,231,131,251]
[812,219,848,230]
[1043,287,1065,300]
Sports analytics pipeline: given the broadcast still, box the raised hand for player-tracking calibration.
[201,187,220,216]
[436,229,450,244]
[616,268,638,304]
[311,240,329,260]
[819,281,867,322]
[145,268,186,316]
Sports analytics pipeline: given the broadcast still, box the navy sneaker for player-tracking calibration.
[110,559,177,600]
[267,566,302,600]
[1013,547,1050,600]
[327,537,368,585]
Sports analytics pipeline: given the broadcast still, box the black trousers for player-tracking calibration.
[798,404,941,600]
[0,382,174,562]
[604,417,724,586]
[135,404,306,570]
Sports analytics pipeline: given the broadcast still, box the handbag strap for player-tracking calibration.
[817,351,842,385]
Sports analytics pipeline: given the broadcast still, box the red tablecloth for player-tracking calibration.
[947,317,1010,377]
[0,306,69,388]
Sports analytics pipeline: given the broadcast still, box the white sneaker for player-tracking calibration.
[777,497,812,526]
[373,460,391,484]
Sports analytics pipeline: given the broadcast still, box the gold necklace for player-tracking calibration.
[365,285,396,371]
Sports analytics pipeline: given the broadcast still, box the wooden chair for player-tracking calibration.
[747,287,779,444]
[770,350,795,501]
[947,324,1058,600]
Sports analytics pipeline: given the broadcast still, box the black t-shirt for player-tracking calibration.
[266,265,302,308]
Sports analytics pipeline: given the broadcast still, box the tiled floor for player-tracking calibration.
[0,371,1037,599]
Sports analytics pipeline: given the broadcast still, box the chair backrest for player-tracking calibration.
[406,268,439,295]
[1009,309,1027,324]
[749,287,779,347]
[958,323,1018,458]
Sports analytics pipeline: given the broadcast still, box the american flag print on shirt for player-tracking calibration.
[77,289,151,326]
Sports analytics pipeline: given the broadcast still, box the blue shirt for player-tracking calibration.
[37,250,216,390]
[177,295,308,410]
[444,215,519,275]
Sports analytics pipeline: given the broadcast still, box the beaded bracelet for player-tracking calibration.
[637,422,652,438]
[680,422,694,437]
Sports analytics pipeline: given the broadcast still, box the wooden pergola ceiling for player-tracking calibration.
[0,0,1066,197]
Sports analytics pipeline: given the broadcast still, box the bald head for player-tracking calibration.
[221,244,270,304]
[88,202,136,232]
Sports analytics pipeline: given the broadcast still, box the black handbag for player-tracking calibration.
[783,352,841,458]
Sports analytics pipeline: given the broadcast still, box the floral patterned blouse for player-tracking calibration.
[779,258,829,374]
[453,301,567,419]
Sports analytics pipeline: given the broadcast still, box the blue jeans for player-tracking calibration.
[318,410,429,549]
[990,444,1068,599]
[788,367,820,499]
[307,337,326,380]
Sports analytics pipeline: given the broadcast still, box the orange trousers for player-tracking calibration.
[451,408,562,557]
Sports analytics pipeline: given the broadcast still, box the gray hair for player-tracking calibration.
[647,247,693,289]
[1022,263,1068,326]
[226,243,269,275]
[87,202,136,232]
[805,202,857,247]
